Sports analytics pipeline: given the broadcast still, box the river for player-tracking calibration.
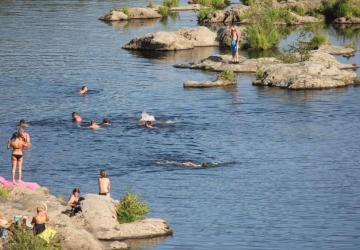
[0,0,360,249]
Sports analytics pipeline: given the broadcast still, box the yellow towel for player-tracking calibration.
[38,228,57,243]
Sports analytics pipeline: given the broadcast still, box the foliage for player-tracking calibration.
[277,52,300,64]
[255,67,266,80]
[8,226,62,250]
[112,6,130,15]
[147,0,155,8]
[193,0,227,9]
[0,186,10,199]
[158,5,170,17]
[219,70,235,81]
[162,0,179,8]
[116,192,150,223]
[307,34,328,50]
[247,24,280,50]
[198,6,215,22]
[320,0,360,19]
[241,0,254,5]
[291,5,306,16]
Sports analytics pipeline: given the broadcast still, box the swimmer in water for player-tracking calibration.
[158,160,209,168]
[144,120,153,129]
[79,86,88,95]
[72,112,82,123]
[88,120,100,129]
[140,112,155,128]
[101,118,111,126]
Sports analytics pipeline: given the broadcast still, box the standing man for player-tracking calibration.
[230,25,240,63]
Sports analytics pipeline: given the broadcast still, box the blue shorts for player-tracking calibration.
[231,40,238,55]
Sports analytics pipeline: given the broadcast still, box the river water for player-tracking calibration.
[1,0,360,249]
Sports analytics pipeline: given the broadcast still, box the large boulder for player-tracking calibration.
[318,44,356,56]
[184,79,235,88]
[80,194,172,240]
[100,8,161,21]
[334,17,360,24]
[123,27,218,51]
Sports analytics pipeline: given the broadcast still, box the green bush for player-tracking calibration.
[198,6,215,22]
[242,0,254,5]
[8,226,63,250]
[163,0,179,8]
[193,0,227,9]
[291,5,306,16]
[116,192,150,223]
[147,0,155,8]
[219,70,235,81]
[255,67,266,80]
[158,5,170,16]
[0,186,10,199]
[307,34,328,49]
[320,0,360,19]
[277,53,300,64]
[247,25,280,50]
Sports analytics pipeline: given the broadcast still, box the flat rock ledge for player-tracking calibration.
[334,17,360,24]
[175,49,358,90]
[123,26,218,51]
[184,79,235,88]
[318,44,356,56]
[99,8,161,21]
[0,187,172,250]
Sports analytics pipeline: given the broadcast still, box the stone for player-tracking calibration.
[100,8,161,21]
[318,45,356,56]
[123,27,218,51]
[334,17,360,24]
[184,79,235,88]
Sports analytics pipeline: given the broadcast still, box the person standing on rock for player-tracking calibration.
[98,170,111,197]
[230,25,239,63]
[7,129,30,183]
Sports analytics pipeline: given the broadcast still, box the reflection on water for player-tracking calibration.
[104,19,159,30]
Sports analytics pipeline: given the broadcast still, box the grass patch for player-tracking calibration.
[193,0,227,9]
[8,225,63,250]
[247,25,280,50]
[219,70,235,81]
[255,67,266,80]
[116,192,150,223]
[320,0,360,20]
[291,5,307,16]
[112,6,130,15]
[307,34,328,49]
[0,186,11,199]
[162,0,179,8]
[147,0,155,8]
[198,6,215,22]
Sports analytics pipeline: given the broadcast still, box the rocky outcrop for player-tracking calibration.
[100,8,161,21]
[175,55,280,73]
[123,27,218,51]
[334,17,360,24]
[170,4,201,11]
[318,44,356,56]
[0,187,172,250]
[184,79,235,88]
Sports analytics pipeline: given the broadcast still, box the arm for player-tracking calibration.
[108,179,111,193]
[67,195,75,207]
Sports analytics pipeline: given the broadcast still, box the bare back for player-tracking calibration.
[98,177,110,194]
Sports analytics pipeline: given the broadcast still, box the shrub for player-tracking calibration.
[158,5,170,17]
[247,25,280,50]
[8,226,63,250]
[291,5,306,16]
[198,6,215,22]
[307,34,328,50]
[320,0,360,19]
[219,70,235,81]
[162,0,179,8]
[277,53,299,64]
[147,0,155,8]
[0,186,10,199]
[193,0,227,9]
[255,67,266,80]
[116,192,150,223]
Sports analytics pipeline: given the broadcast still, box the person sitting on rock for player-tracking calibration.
[31,205,49,235]
[72,112,82,123]
[98,170,111,197]
[79,86,88,95]
[67,188,80,207]
[88,120,100,129]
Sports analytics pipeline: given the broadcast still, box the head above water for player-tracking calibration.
[81,86,87,90]
[102,118,110,124]
[201,162,209,168]
[100,169,108,178]
[90,120,96,125]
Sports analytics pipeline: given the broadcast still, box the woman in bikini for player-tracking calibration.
[7,129,29,183]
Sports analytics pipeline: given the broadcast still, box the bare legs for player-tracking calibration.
[11,156,23,183]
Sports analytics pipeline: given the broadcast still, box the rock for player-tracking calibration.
[123,27,218,51]
[109,241,128,250]
[318,45,356,56]
[200,4,250,24]
[184,79,235,88]
[80,194,172,241]
[216,26,247,48]
[289,12,321,24]
[175,55,280,73]
[100,8,161,21]
[334,17,360,24]
[170,4,201,11]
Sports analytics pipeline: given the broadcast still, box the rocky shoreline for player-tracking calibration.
[0,187,172,250]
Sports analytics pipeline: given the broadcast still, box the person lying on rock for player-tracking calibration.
[31,205,49,235]
[98,169,111,197]
[67,187,80,207]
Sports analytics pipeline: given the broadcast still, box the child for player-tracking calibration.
[98,170,111,197]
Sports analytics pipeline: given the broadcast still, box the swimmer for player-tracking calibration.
[158,160,209,168]
[101,118,111,126]
[72,112,82,123]
[79,86,88,95]
[88,120,100,129]
[140,111,155,128]
[7,130,30,183]
[67,188,80,208]
[98,170,111,197]
[144,120,153,129]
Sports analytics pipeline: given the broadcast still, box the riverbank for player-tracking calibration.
[0,186,172,250]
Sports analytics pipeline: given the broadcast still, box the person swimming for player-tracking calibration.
[98,170,111,197]
[101,118,111,126]
[7,129,30,183]
[79,86,88,95]
[140,112,155,128]
[88,120,100,129]
[157,160,209,169]
[71,112,82,123]
[31,205,49,235]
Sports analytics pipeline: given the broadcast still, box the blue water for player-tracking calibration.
[1,1,360,249]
